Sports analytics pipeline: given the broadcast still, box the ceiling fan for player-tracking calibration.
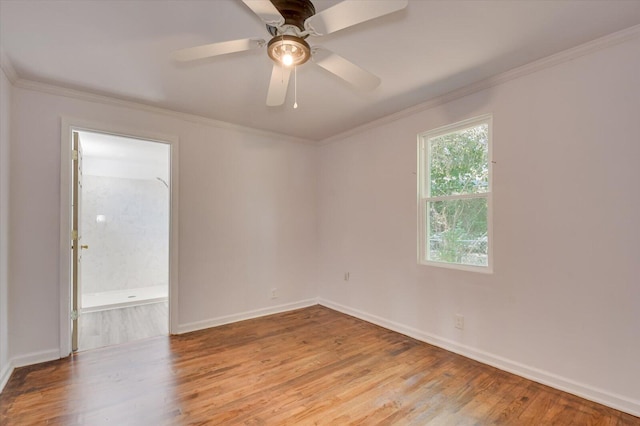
[173,0,408,106]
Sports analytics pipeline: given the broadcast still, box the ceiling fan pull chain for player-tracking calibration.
[294,66,298,109]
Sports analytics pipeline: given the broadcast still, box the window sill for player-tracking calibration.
[419,260,493,274]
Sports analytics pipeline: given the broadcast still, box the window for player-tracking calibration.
[418,115,492,272]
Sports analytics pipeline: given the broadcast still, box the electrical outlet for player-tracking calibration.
[270,288,278,299]
[455,314,464,330]
[344,272,350,281]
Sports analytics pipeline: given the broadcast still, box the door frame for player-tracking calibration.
[59,117,179,357]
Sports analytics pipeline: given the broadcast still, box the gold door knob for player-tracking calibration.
[80,245,89,249]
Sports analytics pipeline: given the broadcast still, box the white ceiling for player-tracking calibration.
[2,0,640,141]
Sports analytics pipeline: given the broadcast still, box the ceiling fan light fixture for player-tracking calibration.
[267,35,310,67]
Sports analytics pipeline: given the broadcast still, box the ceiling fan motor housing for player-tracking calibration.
[267,34,311,66]
[266,0,316,35]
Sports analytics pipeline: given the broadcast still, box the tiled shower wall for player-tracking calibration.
[81,175,169,294]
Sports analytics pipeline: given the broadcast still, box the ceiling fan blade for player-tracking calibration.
[304,0,408,36]
[172,38,264,62]
[266,64,292,106]
[312,48,380,91]
[242,0,285,27]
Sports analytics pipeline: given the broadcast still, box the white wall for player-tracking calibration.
[8,85,318,361]
[317,35,640,414]
[0,65,11,388]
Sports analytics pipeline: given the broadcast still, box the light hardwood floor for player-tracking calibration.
[1,305,638,425]
[79,301,168,351]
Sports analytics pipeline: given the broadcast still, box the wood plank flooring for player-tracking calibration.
[1,305,638,425]
[79,301,168,351]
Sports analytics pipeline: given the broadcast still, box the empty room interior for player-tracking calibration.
[0,0,639,424]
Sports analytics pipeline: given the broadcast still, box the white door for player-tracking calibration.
[71,131,86,352]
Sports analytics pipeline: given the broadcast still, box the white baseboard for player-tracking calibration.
[0,361,13,393]
[176,299,318,334]
[0,348,61,394]
[318,298,640,418]
[11,349,61,369]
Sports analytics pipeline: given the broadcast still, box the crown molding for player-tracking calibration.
[0,49,18,84]
[5,23,639,146]
[320,23,640,145]
[11,78,316,146]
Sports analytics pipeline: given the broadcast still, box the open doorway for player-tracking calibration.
[72,130,170,351]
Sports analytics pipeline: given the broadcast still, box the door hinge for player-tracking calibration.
[71,230,78,241]
[71,310,79,321]
[72,150,79,161]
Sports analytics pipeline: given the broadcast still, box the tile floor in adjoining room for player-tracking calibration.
[79,302,168,351]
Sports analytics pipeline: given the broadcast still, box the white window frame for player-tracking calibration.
[417,114,493,273]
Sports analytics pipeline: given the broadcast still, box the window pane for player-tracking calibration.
[427,198,488,266]
[429,123,489,197]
